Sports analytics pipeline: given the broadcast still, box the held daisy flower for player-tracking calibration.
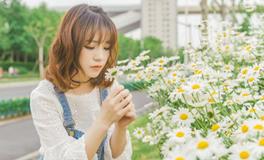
[105,67,123,81]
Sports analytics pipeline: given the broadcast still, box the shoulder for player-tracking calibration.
[30,79,57,100]
[30,79,60,113]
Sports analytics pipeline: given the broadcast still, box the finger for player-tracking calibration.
[125,110,134,117]
[119,103,133,116]
[108,85,124,99]
[113,89,130,103]
[116,94,133,110]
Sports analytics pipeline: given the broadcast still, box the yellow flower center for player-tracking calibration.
[241,93,249,97]
[159,59,164,64]
[239,151,250,159]
[176,131,185,138]
[177,87,185,93]
[208,98,216,104]
[244,45,252,52]
[197,140,209,150]
[194,69,202,75]
[172,73,177,77]
[225,65,231,70]
[248,77,255,83]
[241,125,249,133]
[211,124,220,132]
[254,124,263,131]
[225,45,230,51]
[241,69,248,75]
[180,113,188,120]
[192,84,201,90]
[180,79,186,83]
[261,96,264,101]
[159,67,164,71]
[175,157,185,160]
[254,66,260,71]
[259,138,264,146]
[248,108,256,113]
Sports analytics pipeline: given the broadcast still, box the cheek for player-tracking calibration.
[79,50,92,69]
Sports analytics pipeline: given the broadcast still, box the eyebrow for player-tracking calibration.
[86,40,110,44]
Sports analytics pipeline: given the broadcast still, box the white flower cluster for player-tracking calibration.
[105,21,264,159]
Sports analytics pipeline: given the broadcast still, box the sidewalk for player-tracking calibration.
[0,80,39,89]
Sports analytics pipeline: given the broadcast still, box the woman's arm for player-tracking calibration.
[84,117,109,159]
[110,126,127,158]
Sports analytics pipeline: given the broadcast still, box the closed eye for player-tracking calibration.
[84,46,95,50]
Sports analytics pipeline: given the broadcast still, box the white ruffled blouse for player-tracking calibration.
[30,79,132,160]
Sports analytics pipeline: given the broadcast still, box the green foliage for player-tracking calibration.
[0,61,35,71]
[142,36,164,60]
[118,34,141,60]
[122,80,150,91]
[128,115,161,160]
[0,98,30,119]
[0,0,61,63]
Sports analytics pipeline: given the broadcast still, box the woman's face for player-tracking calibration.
[78,33,110,80]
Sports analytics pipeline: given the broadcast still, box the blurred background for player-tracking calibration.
[0,0,263,160]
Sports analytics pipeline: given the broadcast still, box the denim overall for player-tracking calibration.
[38,87,109,160]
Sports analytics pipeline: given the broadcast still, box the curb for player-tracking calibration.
[0,115,32,127]
[14,150,39,160]
[0,80,39,89]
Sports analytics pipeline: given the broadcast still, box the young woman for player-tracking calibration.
[30,4,136,160]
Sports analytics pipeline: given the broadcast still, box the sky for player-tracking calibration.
[20,0,218,8]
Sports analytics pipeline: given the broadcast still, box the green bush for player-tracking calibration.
[0,98,30,119]
[0,61,36,72]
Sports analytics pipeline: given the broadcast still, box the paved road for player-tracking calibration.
[0,117,40,160]
[0,82,39,101]
[0,90,153,160]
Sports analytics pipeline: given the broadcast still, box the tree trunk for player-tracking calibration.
[24,54,28,63]
[38,46,44,79]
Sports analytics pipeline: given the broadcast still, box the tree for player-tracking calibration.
[143,36,164,59]
[118,34,141,60]
[25,3,60,79]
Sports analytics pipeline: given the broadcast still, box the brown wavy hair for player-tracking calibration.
[45,4,118,92]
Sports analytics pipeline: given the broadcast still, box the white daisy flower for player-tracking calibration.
[187,134,227,160]
[133,128,145,139]
[172,108,194,126]
[167,127,191,144]
[105,67,123,81]
[229,144,256,160]
[250,137,264,159]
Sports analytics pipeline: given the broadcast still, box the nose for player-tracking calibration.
[93,48,105,61]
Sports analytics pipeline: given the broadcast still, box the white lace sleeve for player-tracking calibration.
[104,125,133,160]
[30,90,89,160]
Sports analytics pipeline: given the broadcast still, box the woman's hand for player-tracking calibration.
[116,101,136,129]
[97,85,132,128]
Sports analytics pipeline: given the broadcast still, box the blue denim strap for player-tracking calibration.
[54,87,76,129]
[53,86,108,160]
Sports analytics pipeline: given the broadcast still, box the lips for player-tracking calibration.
[90,65,103,68]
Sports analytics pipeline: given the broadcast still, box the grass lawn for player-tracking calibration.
[128,114,162,160]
